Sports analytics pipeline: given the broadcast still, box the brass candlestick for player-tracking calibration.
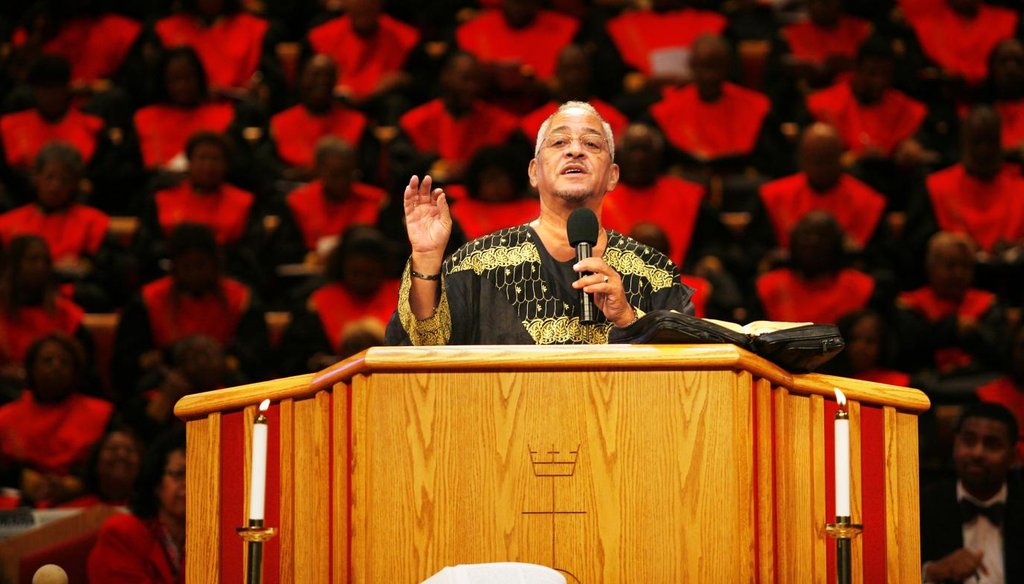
[825,516,862,584]
[237,520,277,584]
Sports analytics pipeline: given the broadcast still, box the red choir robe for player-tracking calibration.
[758,173,886,249]
[602,176,705,267]
[781,16,872,66]
[154,12,269,91]
[756,267,875,323]
[854,368,911,387]
[0,391,113,475]
[897,286,997,372]
[444,185,538,240]
[310,280,401,351]
[88,514,183,584]
[455,9,580,80]
[519,99,628,144]
[285,181,385,250]
[650,83,771,160]
[995,100,1024,150]
[925,163,1024,253]
[154,182,255,246]
[679,274,710,318]
[0,297,85,366]
[905,3,1018,84]
[807,82,927,155]
[0,108,103,170]
[606,8,727,77]
[142,276,251,348]
[399,99,520,164]
[0,203,109,262]
[307,13,420,100]
[12,15,142,85]
[270,104,367,169]
[976,376,1024,461]
[134,102,235,168]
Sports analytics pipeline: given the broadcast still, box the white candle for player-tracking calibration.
[249,399,271,521]
[833,388,850,518]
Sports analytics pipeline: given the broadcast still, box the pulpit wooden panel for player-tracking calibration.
[176,345,930,584]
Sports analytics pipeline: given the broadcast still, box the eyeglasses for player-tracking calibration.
[542,132,608,154]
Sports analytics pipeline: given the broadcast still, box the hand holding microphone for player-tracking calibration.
[567,208,636,327]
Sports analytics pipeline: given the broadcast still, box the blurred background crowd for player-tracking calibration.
[0,0,1021,520]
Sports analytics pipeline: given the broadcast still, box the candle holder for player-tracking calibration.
[825,516,862,584]
[237,520,277,584]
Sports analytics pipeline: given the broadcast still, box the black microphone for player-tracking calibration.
[567,208,600,324]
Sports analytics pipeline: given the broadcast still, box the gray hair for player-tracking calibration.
[34,141,84,175]
[313,136,355,167]
[535,101,615,161]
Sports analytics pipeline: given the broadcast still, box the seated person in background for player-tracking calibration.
[0,142,114,310]
[386,101,694,346]
[7,3,143,94]
[896,232,1009,390]
[113,224,269,399]
[649,35,788,178]
[906,106,1024,289]
[980,39,1024,157]
[605,0,727,93]
[268,54,368,182]
[903,0,1018,87]
[0,333,112,507]
[0,55,106,202]
[754,211,880,324]
[396,51,522,183]
[755,123,888,258]
[88,428,186,584]
[920,402,1022,583]
[445,144,538,241]
[62,426,142,508]
[771,0,872,95]
[455,0,580,113]
[805,38,932,173]
[133,47,237,175]
[601,123,720,270]
[279,226,399,374]
[270,137,386,267]
[137,131,263,284]
[520,44,628,142]
[832,308,910,386]
[0,235,90,390]
[153,0,283,104]
[977,325,1024,463]
[127,335,236,443]
[628,222,723,320]
[339,318,386,359]
[306,0,420,109]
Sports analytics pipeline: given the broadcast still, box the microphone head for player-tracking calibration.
[567,208,599,246]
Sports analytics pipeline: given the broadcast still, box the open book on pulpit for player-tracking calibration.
[609,309,845,372]
[421,562,566,584]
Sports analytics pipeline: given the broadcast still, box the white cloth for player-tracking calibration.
[421,563,566,584]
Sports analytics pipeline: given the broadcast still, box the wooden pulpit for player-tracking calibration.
[175,344,929,583]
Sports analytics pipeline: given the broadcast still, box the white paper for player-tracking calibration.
[650,47,691,78]
[421,563,566,584]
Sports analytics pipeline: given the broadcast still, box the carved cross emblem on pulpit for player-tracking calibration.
[522,445,585,583]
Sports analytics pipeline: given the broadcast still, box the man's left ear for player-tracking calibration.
[605,163,620,192]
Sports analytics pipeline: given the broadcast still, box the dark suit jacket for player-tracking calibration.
[920,478,1024,583]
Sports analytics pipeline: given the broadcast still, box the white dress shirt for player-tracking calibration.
[957,481,1007,584]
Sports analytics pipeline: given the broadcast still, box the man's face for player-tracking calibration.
[618,127,660,187]
[188,142,227,190]
[319,151,357,198]
[851,57,894,105]
[172,250,218,294]
[927,242,973,301]
[846,315,882,373]
[165,56,202,106]
[963,115,1003,180]
[34,159,77,210]
[529,109,618,205]
[300,56,337,108]
[30,341,76,403]
[691,42,730,101]
[953,417,1015,495]
[442,56,481,109]
[991,40,1024,97]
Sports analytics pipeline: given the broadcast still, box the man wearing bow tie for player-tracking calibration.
[921,402,1022,583]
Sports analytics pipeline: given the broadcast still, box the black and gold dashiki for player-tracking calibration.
[385,225,694,345]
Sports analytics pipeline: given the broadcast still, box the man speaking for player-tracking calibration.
[385,101,693,345]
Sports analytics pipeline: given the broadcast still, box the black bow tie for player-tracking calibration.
[960,499,1006,526]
